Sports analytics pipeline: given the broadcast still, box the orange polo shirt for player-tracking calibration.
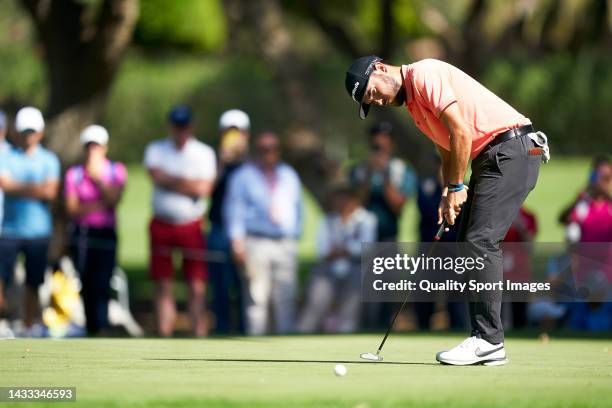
[403,59,531,158]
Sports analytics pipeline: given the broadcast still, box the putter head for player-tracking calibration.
[360,352,383,362]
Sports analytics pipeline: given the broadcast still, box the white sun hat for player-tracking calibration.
[219,109,250,131]
[80,125,109,146]
[15,106,45,133]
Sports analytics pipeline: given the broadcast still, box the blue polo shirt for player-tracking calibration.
[0,139,12,231]
[1,145,60,238]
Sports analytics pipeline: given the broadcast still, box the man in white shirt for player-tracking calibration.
[144,106,216,337]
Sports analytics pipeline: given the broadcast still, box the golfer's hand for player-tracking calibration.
[438,188,468,225]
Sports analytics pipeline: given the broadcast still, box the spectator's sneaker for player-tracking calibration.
[436,336,508,366]
[0,320,15,340]
[16,323,49,338]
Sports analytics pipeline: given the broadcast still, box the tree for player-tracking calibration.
[20,0,139,163]
[223,0,342,203]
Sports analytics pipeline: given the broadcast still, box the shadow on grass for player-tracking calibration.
[143,357,437,366]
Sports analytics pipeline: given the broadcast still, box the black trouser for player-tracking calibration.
[457,134,541,344]
[70,225,117,335]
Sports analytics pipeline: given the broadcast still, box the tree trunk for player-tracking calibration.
[379,0,394,59]
[21,0,139,164]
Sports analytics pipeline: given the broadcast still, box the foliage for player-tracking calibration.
[2,0,611,158]
[135,0,227,51]
[0,0,46,108]
[483,51,612,154]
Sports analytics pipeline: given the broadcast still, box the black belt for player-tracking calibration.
[489,124,534,147]
[248,232,285,240]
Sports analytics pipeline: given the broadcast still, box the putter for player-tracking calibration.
[360,221,449,362]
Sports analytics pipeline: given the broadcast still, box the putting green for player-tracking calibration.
[1,334,610,407]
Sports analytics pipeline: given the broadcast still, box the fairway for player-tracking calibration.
[2,334,610,407]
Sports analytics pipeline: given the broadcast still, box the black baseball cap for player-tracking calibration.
[345,55,382,119]
[169,105,192,126]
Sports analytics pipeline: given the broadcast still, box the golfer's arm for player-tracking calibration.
[440,104,471,185]
[436,145,451,186]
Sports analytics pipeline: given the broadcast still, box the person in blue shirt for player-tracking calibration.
[0,107,60,331]
[0,110,10,234]
[224,131,303,335]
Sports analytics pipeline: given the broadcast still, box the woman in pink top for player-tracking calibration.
[560,157,612,285]
[64,125,127,335]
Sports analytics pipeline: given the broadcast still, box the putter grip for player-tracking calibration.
[434,221,448,241]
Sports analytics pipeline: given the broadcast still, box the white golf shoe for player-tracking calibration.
[436,336,508,366]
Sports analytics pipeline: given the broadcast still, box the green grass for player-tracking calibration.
[117,156,591,283]
[1,334,610,407]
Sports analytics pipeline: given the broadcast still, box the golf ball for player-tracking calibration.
[334,364,347,377]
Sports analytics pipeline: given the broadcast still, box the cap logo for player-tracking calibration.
[351,81,360,102]
[365,61,376,76]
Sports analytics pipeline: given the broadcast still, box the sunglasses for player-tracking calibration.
[257,145,279,154]
[370,143,385,152]
[19,129,37,136]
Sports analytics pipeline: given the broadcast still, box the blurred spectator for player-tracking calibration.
[224,132,302,335]
[0,109,9,313]
[0,107,60,333]
[558,156,612,331]
[144,106,216,337]
[349,121,416,241]
[414,154,465,330]
[502,207,538,329]
[298,185,376,333]
[527,254,570,333]
[349,122,416,329]
[560,157,612,244]
[208,109,250,334]
[0,110,9,234]
[560,157,612,284]
[64,125,127,335]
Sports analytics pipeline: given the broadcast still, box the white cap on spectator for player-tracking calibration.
[0,110,6,129]
[80,125,109,146]
[219,109,250,131]
[15,106,45,133]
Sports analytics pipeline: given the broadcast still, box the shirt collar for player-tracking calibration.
[400,65,413,105]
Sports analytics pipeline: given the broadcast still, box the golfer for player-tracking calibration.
[345,56,548,365]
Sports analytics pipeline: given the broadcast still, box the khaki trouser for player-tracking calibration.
[242,236,298,335]
[297,262,361,333]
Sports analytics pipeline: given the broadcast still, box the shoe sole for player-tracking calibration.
[483,358,508,366]
[437,357,508,366]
